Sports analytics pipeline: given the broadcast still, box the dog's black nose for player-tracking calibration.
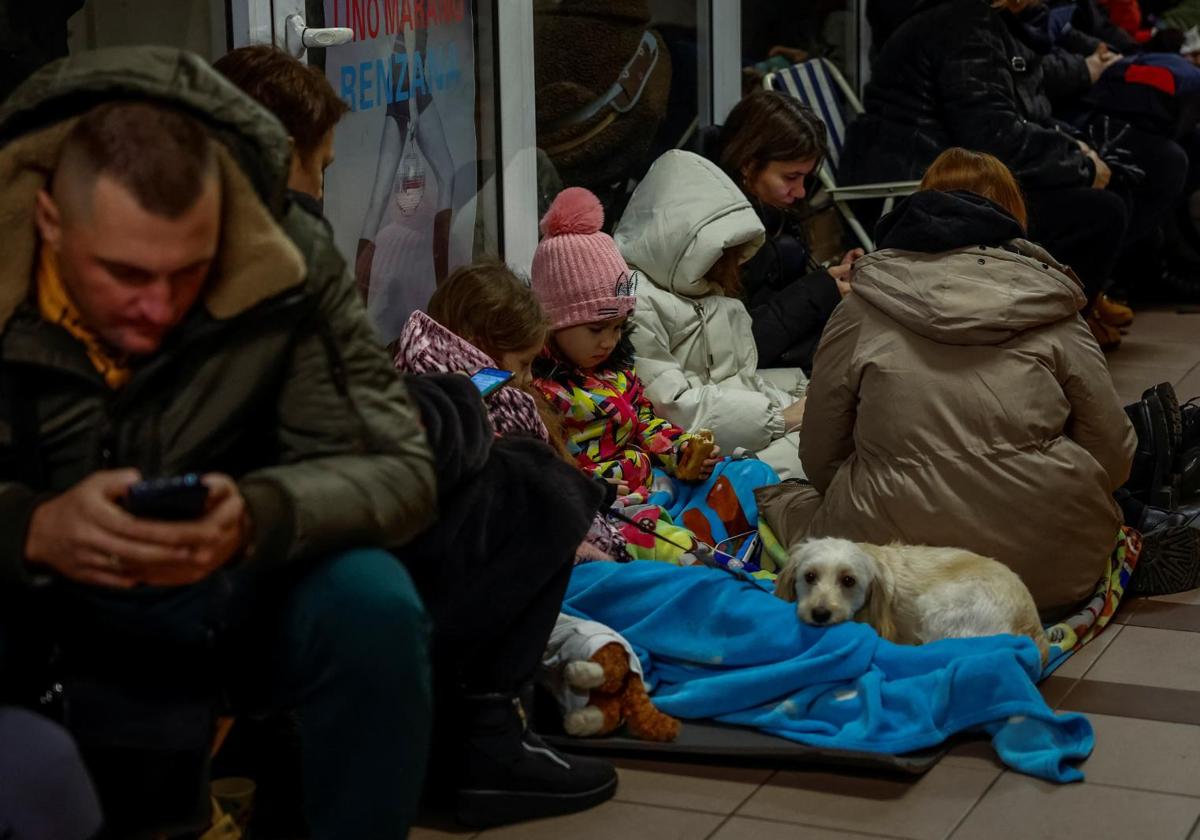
[811,608,831,624]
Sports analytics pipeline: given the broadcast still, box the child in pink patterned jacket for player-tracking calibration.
[530,188,722,497]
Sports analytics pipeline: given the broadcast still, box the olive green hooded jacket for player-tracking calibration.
[0,47,437,589]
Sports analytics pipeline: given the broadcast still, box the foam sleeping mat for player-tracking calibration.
[543,720,949,775]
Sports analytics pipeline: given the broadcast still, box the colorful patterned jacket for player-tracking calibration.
[395,311,628,562]
[535,365,694,494]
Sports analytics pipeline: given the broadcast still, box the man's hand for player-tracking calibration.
[697,445,723,480]
[24,470,191,589]
[118,475,249,588]
[24,471,248,589]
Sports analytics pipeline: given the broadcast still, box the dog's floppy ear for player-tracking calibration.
[774,559,800,603]
[858,552,898,642]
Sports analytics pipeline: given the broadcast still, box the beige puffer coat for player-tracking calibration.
[759,230,1135,617]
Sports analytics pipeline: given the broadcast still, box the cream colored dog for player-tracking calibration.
[775,537,1049,664]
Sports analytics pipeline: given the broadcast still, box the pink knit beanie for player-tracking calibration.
[531,187,638,331]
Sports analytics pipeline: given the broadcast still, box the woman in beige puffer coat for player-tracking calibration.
[758,179,1135,618]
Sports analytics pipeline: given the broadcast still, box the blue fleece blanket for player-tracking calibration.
[563,561,1094,783]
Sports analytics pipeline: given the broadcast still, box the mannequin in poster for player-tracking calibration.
[355,23,455,324]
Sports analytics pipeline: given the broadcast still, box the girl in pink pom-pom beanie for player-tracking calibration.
[531,187,722,497]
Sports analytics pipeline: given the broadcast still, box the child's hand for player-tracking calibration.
[698,445,723,480]
[606,477,631,497]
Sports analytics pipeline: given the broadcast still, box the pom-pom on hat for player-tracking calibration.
[531,187,639,331]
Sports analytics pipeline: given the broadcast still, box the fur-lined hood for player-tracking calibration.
[0,46,306,333]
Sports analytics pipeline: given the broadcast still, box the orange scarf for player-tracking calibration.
[36,244,132,390]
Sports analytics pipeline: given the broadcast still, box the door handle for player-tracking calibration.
[283,13,353,58]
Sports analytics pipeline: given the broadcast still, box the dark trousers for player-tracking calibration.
[1110,126,1189,252]
[1026,187,1127,302]
[1027,127,1188,302]
[1,548,434,840]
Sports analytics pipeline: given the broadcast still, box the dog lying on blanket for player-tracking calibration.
[775,538,1050,664]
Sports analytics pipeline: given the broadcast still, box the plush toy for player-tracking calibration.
[542,616,680,741]
[561,643,680,742]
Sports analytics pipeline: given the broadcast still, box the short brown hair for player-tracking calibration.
[428,261,573,461]
[717,90,828,187]
[56,101,216,219]
[427,261,550,360]
[214,45,349,156]
[919,147,1028,230]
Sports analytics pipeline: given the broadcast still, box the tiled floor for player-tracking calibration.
[413,307,1200,840]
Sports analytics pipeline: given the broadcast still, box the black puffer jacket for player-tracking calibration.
[844,0,1094,190]
[692,127,841,375]
[741,202,842,375]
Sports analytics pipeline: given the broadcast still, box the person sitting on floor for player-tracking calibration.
[695,90,863,376]
[757,148,1137,620]
[393,261,631,564]
[529,188,782,566]
[530,188,724,498]
[214,44,621,829]
[212,44,345,212]
[613,150,810,478]
[0,50,436,838]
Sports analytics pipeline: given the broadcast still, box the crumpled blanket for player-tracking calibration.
[563,560,1094,783]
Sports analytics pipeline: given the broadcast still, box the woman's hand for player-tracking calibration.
[1088,150,1112,190]
[829,264,853,298]
[830,248,864,298]
[1086,43,1121,83]
[782,399,806,434]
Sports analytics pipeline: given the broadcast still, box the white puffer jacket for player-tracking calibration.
[614,150,807,476]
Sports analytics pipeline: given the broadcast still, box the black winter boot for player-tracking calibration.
[455,692,617,828]
[1129,503,1200,597]
[1125,386,1179,508]
[1182,397,1200,449]
[1179,397,1200,500]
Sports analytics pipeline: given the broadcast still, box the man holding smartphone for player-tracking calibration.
[0,48,438,837]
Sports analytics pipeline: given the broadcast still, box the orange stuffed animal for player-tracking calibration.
[561,642,680,742]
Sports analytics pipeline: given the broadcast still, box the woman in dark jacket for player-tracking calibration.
[698,91,862,375]
[844,0,1163,348]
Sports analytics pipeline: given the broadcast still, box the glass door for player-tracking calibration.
[231,0,507,345]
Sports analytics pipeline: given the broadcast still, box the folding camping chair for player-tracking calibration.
[764,58,920,251]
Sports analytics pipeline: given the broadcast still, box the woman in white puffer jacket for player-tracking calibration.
[614,150,808,478]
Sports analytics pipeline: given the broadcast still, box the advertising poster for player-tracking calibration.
[322,0,477,343]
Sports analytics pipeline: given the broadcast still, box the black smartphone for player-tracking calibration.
[469,366,514,397]
[122,474,210,521]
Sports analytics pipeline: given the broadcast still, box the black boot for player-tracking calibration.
[1125,385,1179,508]
[1182,397,1200,449]
[1128,503,1200,597]
[1180,398,1200,499]
[455,692,617,828]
